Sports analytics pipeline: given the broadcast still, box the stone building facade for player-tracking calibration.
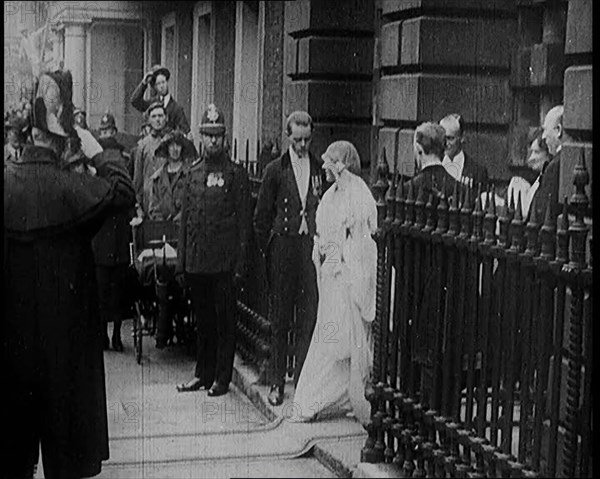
[4,0,592,195]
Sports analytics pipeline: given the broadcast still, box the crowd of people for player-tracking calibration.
[4,58,566,478]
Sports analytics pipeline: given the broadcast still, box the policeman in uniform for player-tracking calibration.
[98,112,133,177]
[176,104,250,396]
[93,112,136,351]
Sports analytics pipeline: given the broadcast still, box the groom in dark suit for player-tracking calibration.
[440,113,489,188]
[254,111,326,406]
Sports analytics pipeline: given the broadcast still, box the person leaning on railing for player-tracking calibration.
[507,127,552,219]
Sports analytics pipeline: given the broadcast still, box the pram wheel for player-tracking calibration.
[133,302,143,364]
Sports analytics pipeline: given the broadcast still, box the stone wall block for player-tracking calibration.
[312,123,372,166]
[380,21,402,67]
[563,65,593,131]
[401,17,515,68]
[382,0,515,15]
[378,127,400,172]
[286,81,372,119]
[284,35,298,76]
[397,129,416,177]
[380,74,510,125]
[284,0,310,34]
[511,46,532,87]
[530,42,565,86]
[297,37,373,75]
[565,0,592,54]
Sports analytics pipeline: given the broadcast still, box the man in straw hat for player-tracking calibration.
[4,69,135,479]
[175,104,250,396]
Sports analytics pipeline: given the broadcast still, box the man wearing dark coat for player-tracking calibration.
[253,111,326,406]
[440,113,489,188]
[3,70,136,479]
[132,102,171,217]
[130,64,190,134]
[404,122,460,200]
[176,105,250,397]
[529,105,567,222]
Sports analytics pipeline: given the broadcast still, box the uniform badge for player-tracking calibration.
[207,172,225,187]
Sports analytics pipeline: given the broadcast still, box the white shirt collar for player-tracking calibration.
[442,150,465,181]
[163,93,171,106]
[289,145,309,163]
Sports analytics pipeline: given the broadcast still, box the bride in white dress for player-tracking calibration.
[292,141,377,425]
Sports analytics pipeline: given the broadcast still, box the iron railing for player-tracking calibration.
[361,150,593,478]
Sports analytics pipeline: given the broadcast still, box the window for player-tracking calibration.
[161,12,177,99]
[191,2,215,146]
[232,1,262,164]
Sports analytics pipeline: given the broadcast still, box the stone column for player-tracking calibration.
[63,23,87,110]
[561,0,592,203]
[283,0,374,174]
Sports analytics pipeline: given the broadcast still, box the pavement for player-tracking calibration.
[232,355,369,478]
[31,321,367,478]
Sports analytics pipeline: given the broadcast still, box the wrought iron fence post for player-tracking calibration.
[361,151,389,463]
[562,151,590,478]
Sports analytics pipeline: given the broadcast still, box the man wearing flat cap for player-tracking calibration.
[130,64,190,135]
[176,104,250,397]
[4,69,135,479]
[132,101,172,218]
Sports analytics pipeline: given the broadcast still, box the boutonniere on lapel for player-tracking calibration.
[207,172,225,188]
[311,173,322,197]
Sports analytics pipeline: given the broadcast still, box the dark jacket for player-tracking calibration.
[461,152,489,187]
[98,136,133,178]
[130,81,190,134]
[148,163,186,221]
[92,141,136,266]
[529,150,561,222]
[177,152,250,275]
[253,151,326,255]
[132,128,171,213]
[404,163,461,206]
[4,144,135,477]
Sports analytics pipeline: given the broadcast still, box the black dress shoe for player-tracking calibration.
[268,385,284,406]
[112,336,124,352]
[104,335,110,350]
[176,378,204,392]
[207,383,229,397]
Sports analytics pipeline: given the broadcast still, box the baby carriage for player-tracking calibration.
[129,219,195,364]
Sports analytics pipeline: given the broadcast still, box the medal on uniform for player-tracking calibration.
[207,172,225,187]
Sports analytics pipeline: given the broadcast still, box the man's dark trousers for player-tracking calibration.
[267,234,317,389]
[186,272,236,388]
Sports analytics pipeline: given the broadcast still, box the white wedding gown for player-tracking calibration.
[293,172,377,425]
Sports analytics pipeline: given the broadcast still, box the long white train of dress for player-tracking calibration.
[292,173,377,425]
